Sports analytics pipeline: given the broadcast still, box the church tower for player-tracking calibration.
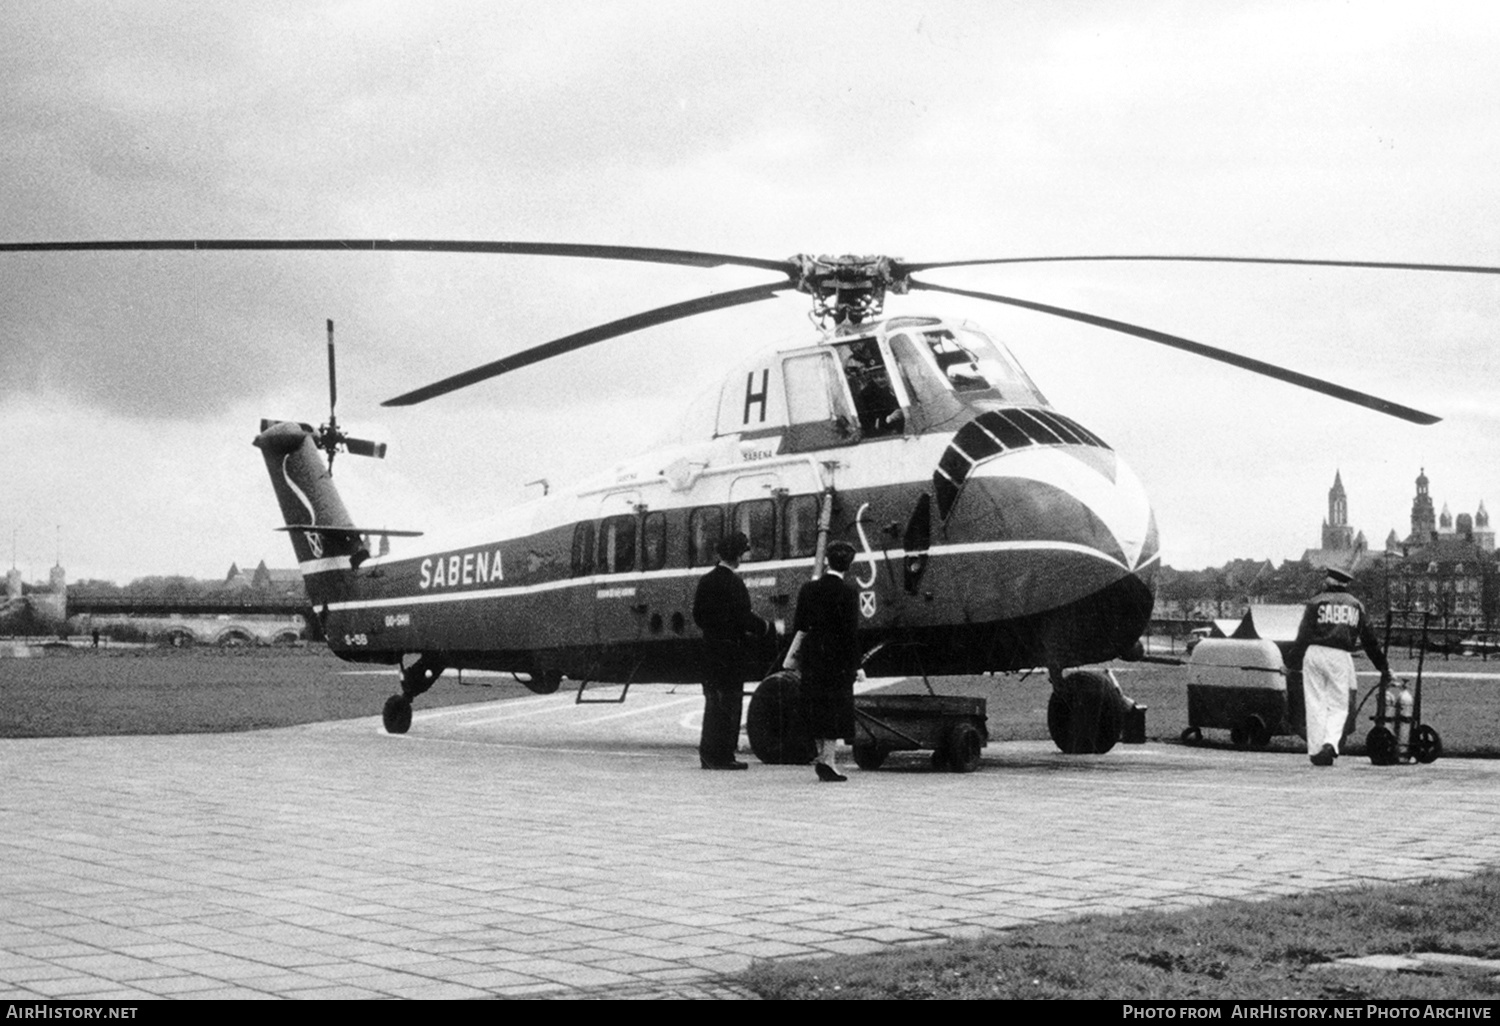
[1321,471,1353,550]
[1476,501,1494,553]
[1409,468,1436,544]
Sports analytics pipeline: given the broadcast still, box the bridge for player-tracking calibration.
[64,593,320,646]
[68,594,313,618]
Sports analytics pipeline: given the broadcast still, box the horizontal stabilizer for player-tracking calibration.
[276,525,424,537]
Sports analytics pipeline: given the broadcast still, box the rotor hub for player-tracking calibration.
[789,254,909,326]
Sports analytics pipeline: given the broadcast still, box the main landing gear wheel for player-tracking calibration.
[1180,726,1203,745]
[1412,724,1443,764]
[1047,671,1124,755]
[383,694,413,734]
[852,744,887,771]
[747,671,816,765]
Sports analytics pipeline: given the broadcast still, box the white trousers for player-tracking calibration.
[1302,645,1356,755]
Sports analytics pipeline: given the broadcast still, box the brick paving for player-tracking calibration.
[3,690,1498,1000]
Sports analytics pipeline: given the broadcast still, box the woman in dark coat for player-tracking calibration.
[792,540,861,781]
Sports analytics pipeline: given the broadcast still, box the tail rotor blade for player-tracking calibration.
[326,319,338,420]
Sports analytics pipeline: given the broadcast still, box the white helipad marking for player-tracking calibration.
[413,692,563,720]
[441,697,580,726]
[576,696,699,725]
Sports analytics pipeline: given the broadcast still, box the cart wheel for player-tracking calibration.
[1180,726,1202,745]
[1412,724,1442,764]
[1366,726,1398,766]
[852,744,887,771]
[944,722,984,773]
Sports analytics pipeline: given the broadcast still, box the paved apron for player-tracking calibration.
[3,689,1497,999]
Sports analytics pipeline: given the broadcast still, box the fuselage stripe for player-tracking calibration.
[314,539,1160,613]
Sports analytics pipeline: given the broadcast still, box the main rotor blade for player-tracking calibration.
[908,277,1441,425]
[0,238,795,274]
[896,254,1500,276]
[383,281,794,406]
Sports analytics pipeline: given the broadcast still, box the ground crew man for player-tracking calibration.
[691,532,773,770]
[1288,566,1392,766]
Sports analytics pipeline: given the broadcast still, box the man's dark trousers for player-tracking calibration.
[700,641,744,766]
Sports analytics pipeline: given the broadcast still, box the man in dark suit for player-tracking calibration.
[792,540,862,782]
[691,532,773,770]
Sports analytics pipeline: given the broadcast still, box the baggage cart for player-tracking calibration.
[851,693,989,772]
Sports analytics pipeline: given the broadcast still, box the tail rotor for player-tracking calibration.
[314,319,387,471]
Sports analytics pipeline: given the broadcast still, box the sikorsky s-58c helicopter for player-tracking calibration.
[3,240,1478,759]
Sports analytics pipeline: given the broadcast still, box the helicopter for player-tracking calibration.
[1,239,1480,759]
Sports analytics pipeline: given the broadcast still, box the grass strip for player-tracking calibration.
[738,871,1500,1000]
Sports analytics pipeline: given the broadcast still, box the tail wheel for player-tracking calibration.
[382,694,413,734]
[1412,724,1442,764]
[1047,671,1124,755]
[747,671,815,765]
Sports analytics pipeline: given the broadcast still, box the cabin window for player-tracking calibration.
[733,499,776,563]
[571,522,595,577]
[641,511,667,572]
[597,515,636,574]
[689,507,723,567]
[782,351,855,431]
[783,494,821,559]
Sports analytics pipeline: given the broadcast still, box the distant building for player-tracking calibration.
[1383,468,1500,632]
[1323,471,1353,551]
[1302,470,1370,573]
[1154,469,1498,630]
[1399,468,1493,555]
[224,560,303,595]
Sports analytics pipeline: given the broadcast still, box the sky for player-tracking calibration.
[2,0,1499,584]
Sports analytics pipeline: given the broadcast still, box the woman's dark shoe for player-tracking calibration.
[815,763,847,782]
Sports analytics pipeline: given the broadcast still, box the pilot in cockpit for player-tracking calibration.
[843,342,905,437]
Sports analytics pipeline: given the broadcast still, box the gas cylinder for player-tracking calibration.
[1367,676,1413,765]
[1390,678,1414,761]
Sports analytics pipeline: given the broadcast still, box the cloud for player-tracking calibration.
[2,1,1498,581]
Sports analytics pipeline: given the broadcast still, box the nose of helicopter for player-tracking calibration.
[955,444,1158,573]
[937,441,1159,658]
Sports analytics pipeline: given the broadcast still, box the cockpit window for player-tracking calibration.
[906,326,1047,405]
[835,339,905,437]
